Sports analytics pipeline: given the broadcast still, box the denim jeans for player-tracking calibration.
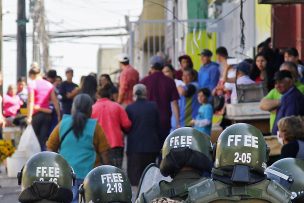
[72,178,84,203]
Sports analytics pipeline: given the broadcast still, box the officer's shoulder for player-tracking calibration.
[187,178,217,201]
[264,179,292,202]
[139,180,169,203]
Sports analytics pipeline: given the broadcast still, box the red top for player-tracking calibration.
[92,98,132,148]
[3,94,23,117]
[175,69,183,80]
[119,65,139,105]
[140,72,179,134]
[255,76,263,83]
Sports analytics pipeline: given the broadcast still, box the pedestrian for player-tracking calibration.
[272,70,304,134]
[140,55,180,144]
[46,69,57,84]
[284,47,304,83]
[162,64,184,131]
[117,53,139,106]
[99,74,118,101]
[27,66,61,150]
[227,61,255,104]
[3,85,23,125]
[125,84,161,186]
[80,74,98,102]
[277,116,304,159]
[46,69,61,135]
[47,94,110,203]
[198,49,220,91]
[250,53,275,91]
[59,68,78,114]
[177,68,200,127]
[17,76,28,107]
[191,88,213,136]
[175,55,194,80]
[92,85,132,168]
[260,62,304,132]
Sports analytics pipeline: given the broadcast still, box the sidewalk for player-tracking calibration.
[0,165,20,203]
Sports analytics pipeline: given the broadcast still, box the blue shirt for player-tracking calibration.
[272,87,304,134]
[198,62,220,91]
[194,103,213,136]
[59,114,97,179]
[179,82,200,127]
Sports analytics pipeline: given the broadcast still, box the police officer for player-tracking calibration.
[136,127,213,203]
[79,165,132,203]
[186,123,292,203]
[265,158,304,203]
[18,151,75,203]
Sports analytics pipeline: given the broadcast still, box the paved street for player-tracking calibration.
[0,166,20,203]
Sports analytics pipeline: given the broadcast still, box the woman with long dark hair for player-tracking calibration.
[99,74,118,101]
[80,75,98,102]
[250,53,275,91]
[47,94,110,203]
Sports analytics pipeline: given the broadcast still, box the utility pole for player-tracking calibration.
[17,0,27,79]
[31,0,40,65]
[30,0,49,72]
[40,0,50,71]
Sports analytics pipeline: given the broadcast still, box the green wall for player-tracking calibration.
[185,0,217,69]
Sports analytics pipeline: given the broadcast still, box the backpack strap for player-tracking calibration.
[59,126,73,150]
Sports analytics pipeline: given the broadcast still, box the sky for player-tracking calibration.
[2,0,143,89]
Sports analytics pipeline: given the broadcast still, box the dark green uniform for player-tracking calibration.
[136,127,213,203]
[185,123,292,203]
[137,171,205,203]
[187,178,291,203]
[266,158,304,202]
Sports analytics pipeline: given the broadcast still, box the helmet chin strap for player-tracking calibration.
[212,165,266,185]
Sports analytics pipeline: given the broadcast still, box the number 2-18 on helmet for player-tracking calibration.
[79,165,132,203]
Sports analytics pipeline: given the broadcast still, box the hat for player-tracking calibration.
[65,67,73,73]
[117,53,129,63]
[274,70,293,81]
[236,61,251,75]
[133,84,147,98]
[198,49,213,57]
[150,55,165,68]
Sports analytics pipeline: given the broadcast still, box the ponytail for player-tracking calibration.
[71,94,93,138]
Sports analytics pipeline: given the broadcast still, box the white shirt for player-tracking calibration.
[228,75,255,104]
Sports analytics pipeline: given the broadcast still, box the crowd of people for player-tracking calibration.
[2,37,304,202]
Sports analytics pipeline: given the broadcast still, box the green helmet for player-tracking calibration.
[160,127,213,177]
[265,158,304,201]
[80,165,132,203]
[214,123,269,173]
[18,151,75,203]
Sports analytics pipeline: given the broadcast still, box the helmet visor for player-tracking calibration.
[265,167,293,190]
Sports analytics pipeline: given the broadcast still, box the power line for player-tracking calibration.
[52,26,126,34]
[3,32,129,41]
